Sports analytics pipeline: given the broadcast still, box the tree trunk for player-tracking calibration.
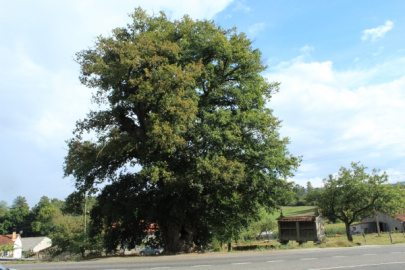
[162,222,195,254]
[376,212,381,236]
[345,222,353,242]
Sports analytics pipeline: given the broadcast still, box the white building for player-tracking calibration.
[0,232,22,258]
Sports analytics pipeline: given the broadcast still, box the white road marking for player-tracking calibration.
[301,257,317,260]
[267,260,284,263]
[232,262,251,265]
[192,265,211,268]
[308,261,405,270]
[362,253,377,256]
[332,256,347,258]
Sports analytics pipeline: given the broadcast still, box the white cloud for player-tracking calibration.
[0,0,236,205]
[248,22,266,37]
[233,1,251,13]
[266,56,405,187]
[361,20,393,41]
[300,45,314,54]
[160,0,233,19]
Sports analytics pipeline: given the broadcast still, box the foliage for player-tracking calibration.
[305,182,322,206]
[0,201,8,218]
[290,184,306,206]
[49,214,102,257]
[64,7,300,253]
[0,243,13,252]
[0,196,32,235]
[316,162,405,242]
[63,191,96,216]
[31,196,63,236]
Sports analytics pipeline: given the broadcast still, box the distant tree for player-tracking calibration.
[0,201,8,218]
[63,191,96,216]
[7,196,31,235]
[291,184,306,205]
[31,196,62,236]
[306,181,314,193]
[64,8,300,253]
[305,182,321,207]
[50,198,65,211]
[317,162,405,242]
[0,201,10,234]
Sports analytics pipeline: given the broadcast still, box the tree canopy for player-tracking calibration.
[316,162,405,242]
[64,8,299,253]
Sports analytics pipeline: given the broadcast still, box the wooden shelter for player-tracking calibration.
[277,215,325,244]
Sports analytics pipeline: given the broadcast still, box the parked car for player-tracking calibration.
[139,247,164,256]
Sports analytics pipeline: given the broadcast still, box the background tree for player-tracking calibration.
[31,196,63,236]
[305,182,321,207]
[291,183,306,206]
[0,201,8,218]
[1,196,32,236]
[0,201,10,234]
[64,8,299,253]
[316,162,404,242]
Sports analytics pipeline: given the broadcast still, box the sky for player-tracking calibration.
[1,0,404,207]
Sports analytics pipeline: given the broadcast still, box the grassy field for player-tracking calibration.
[232,206,405,250]
[267,206,317,221]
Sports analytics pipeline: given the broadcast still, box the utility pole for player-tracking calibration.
[84,191,87,234]
[82,190,87,258]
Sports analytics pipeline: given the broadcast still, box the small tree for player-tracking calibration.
[317,162,404,242]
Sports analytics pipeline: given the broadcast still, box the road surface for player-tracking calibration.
[5,243,405,270]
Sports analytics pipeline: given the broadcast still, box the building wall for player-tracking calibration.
[32,237,52,253]
[13,236,22,258]
[361,212,405,233]
[350,224,363,234]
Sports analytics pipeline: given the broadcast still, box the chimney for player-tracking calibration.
[12,230,16,240]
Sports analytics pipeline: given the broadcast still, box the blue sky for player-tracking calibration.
[1,0,404,207]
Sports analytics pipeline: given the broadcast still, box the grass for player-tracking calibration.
[234,206,405,251]
[268,206,317,222]
[232,232,405,251]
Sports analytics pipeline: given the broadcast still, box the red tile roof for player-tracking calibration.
[397,214,405,222]
[0,234,20,246]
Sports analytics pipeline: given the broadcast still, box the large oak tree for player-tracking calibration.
[64,8,299,253]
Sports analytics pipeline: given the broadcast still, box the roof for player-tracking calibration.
[361,212,405,223]
[277,216,316,222]
[396,214,405,222]
[21,237,51,251]
[145,223,159,233]
[0,234,20,246]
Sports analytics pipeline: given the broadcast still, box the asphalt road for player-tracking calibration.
[5,244,405,270]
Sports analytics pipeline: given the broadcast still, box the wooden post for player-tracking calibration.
[296,222,300,242]
[389,232,393,244]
